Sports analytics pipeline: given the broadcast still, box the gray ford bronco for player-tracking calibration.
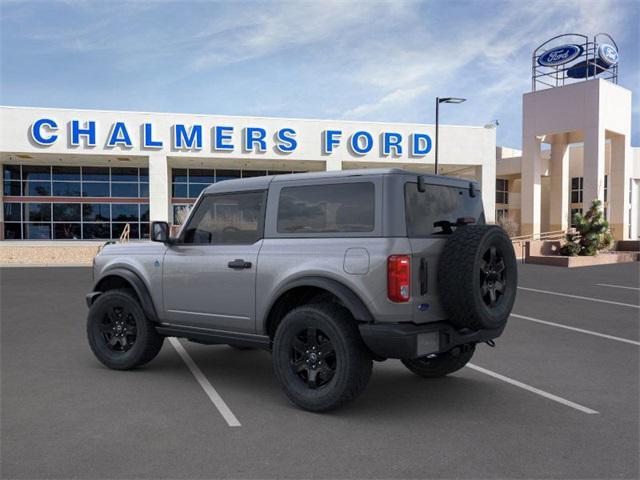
[86,169,517,411]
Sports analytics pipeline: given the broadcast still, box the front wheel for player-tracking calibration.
[272,303,372,412]
[87,289,164,370]
[401,344,475,378]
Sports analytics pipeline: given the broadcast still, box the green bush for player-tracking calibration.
[560,199,613,256]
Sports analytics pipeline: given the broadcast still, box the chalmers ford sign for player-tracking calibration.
[29,118,434,157]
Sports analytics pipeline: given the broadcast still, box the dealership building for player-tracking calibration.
[0,34,638,247]
[0,106,496,241]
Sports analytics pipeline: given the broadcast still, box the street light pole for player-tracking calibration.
[434,96,466,175]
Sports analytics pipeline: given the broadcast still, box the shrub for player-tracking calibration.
[497,215,519,237]
[559,199,613,256]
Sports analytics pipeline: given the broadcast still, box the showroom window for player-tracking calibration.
[2,164,149,240]
[3,201,149,240]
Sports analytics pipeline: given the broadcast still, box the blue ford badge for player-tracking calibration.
[598,44,618,66]
[538,44,583,67]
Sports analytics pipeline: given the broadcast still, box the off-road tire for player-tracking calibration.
[401,344,475,378]
[438,225,517,330]
[272,303,373,412]
[87,289,164,370]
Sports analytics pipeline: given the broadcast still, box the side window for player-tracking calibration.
[277,182,375,234]
[182,191,265,245]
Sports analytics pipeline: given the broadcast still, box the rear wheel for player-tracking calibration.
[272,303,372,412]
[87,289,164,370]
[401,344,475,378]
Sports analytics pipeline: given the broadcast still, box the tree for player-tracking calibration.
[560,199,613,256]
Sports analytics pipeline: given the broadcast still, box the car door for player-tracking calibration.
[162,190,266,333]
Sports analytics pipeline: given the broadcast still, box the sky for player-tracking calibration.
[1,0,638,149]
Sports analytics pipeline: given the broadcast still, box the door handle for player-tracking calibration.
[227,259,252,269]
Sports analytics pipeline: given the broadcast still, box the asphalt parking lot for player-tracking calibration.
[1,263,638,479]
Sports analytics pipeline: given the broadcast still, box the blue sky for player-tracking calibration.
[1,0,638,148]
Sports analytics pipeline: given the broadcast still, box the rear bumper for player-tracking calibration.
[359,321,505,360]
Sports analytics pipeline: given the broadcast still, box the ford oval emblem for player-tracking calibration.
[598,43,618,66]
[538,44,583,67]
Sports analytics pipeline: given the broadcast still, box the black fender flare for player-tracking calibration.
[91,268,159,322]
[265,275,374,327]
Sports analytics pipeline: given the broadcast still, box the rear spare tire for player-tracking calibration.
[437,225,517,331]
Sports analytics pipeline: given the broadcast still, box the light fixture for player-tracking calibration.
[438,97,466,104]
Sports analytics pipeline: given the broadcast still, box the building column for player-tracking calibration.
[549,134,569,232]
[325,158,342,171]
[609,134,631,240]
[149,153,170,223]
[476,163,496,223]
[582,126,605,212]
[521,135,543,236]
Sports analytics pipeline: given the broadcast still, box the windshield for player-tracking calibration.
[404,182,484,237]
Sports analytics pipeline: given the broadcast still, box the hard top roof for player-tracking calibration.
[203,168,477,194]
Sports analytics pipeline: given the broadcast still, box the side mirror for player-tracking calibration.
[151,221,170,243]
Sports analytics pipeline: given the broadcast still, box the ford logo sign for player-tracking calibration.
[598,43,618,66]
[538,44,583,67]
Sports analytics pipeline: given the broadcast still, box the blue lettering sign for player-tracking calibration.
[244,127,267,152]
[214,126,234,151]
[383,132,403,156]
[30,118,58,145]
[107,122,132,148]
[411,133,432,156]
[173,124,202,150]
[350,131,373,155]
[143,123,163,148]
[323,130,342,154]
[71,120,96,147]
[275,128,297,153]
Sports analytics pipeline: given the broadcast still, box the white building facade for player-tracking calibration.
[0,106,496,241]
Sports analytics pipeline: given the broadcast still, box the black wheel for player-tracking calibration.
[272,303,372,412]
[87,289,164,370]
[402,344,475,378]
[438,225,517,330]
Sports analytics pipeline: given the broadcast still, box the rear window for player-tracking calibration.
[405,182,484,237]
[277,182,375,234]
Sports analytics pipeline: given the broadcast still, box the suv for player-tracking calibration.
[86,169,517,411]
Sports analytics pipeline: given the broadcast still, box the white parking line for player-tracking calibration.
[518,286,640,309]
[467,363,599,415]
[511,313,640,346]
[169,337,241,427]
[596,283,640,291]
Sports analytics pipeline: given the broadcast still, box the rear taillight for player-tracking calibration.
[388,255,411,302]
